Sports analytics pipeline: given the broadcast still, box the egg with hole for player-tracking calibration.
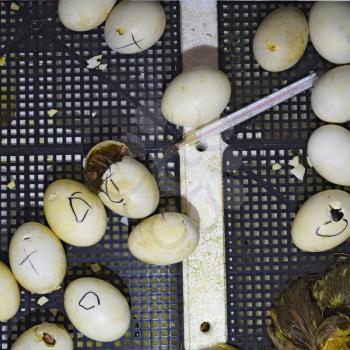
[161,67,231,127]
[253,6,308,72]
[311,65,350,123]
[104,1,166,54]
[307,125,350,186]
[9,222,66,294]
[0,261,20,321]
[64,277,130,342]
[128,213,199,265]
[44,179,107,247]
[58,0,116,32]
[84,140,160,219]
[292,190,350,252]
[309,1,350,64]
[11,323,73,350]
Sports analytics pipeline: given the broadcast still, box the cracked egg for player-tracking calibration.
[11,323,73,350]
[292,190,350,252]
[84,140,160,219]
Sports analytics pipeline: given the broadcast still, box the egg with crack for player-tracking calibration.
[84,140,160,219]
[161,66,231,127]
[292,190,350,252]
[104,1,166,54]
[58,0,116,32]
[9,222,66,294]
[0,261,20,321]
[44,179,107,247]
[253,6,308,72]
[64,277,130,342]
[11,323,73,350]
[128,212,199,265]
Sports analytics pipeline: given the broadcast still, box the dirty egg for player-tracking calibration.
[0,261,20,321]
[58,0,116,32]
[292,190,350,252]
[128,212,200,265]
[253,6,308,72]
[9,222,67,294]
[64,277,130,342]
[104,0,166,54]
[161,66,231,127]
[44,179,107,247]
[11,323,73,350]
[84,140,160,219]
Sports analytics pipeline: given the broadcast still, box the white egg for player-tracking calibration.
[58,0,116,32]
[128,213,199,265]
[9,222,67,294]
[84,140,160,219]
[104,1,166,54]
[311,65,350,123]
[307,125,350,186]
[11,323,73,350]
[161,67,231,127]
[292,190,350,252]
[253,6,308,72]
[309,2,350,64]
[44,179,107,247]
[0,261,20,321]
[64,277,130,342]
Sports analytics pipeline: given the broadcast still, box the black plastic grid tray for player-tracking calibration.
[0,1,183,349]
[218,2,350,349]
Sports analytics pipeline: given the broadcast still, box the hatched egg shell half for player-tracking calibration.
[64,277,130,342]
[128,213,200,265]
[311,65,350,123]
[161,66,231,127]
[58,0,116,32]
[9,222,66,294]
[309,1,350,64]
[307,125,350,186]
[253,6,308,72]
[292,190,350,252]
[104,1,166,54]
[11,323,73,350]
[44,179,107,247]
[0,261,20,321]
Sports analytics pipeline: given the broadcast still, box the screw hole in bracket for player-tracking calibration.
[195,141,208,152]
[200,321,210,333]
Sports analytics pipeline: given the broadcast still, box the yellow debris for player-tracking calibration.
[49,308,58,317]
[0,56,6,66]
[272,162,282,171]
[7,180,16,190]
[10,2,20,11]
[90,263,101,273]
[39,137,45,144]
[48,109,58,117]
[37,296,49,306]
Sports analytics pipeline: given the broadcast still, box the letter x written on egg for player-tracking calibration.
[20,247,39,276]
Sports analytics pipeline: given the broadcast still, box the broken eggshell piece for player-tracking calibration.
[0,261,20,321]
[44,179,107,247]
[9,222,67,294]
[11,323,73,350]
[104,0,166,54]
[84,140,160,219]
[128,212,200,265]
[64,277,130,342]
[292,190,350,252]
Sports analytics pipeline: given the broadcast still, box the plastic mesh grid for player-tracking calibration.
[0,1,183,349]
[218,1,350,349]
